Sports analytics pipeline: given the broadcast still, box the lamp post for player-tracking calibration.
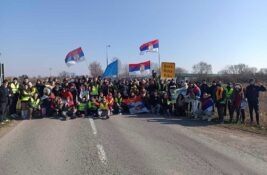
[106,45,111,67]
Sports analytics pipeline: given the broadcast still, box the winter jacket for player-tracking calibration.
[245,84,266,104]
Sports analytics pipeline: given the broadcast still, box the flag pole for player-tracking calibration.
[158,46,161,77]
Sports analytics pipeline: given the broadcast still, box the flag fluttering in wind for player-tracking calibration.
[102,60,118,78]
[65,47,85,67]
[129,60,151,77]
[139,40,159,54]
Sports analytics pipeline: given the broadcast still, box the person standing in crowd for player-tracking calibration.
[245,79,266,126]
[0,80,10,124]
[9,77,20,118]
[90,78,100,97]
[187,82,201,118]
[200,80,209,98]
[224,82,234,122]
[208,81,217,112]
[35,79,45,97]
[215,82,226,124]
[20,84,31,119]
[232,84,246,124]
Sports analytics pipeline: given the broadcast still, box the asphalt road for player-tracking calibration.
[0,115,267,175]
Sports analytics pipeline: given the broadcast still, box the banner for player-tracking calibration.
[123,96,149,114]
[161,62,175,79]
[129,61,151,77]
[102,60,118,78]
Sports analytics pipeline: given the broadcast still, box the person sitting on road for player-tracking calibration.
[161,93,171,116]
[88,96,99,117]
[197,92,214,122]
[98,97,110,119]
[29,93,41,119]
[76,97,88,118]
[106,92,114,115]
[150,91,161,115]
[114,92,123,115]
[176,94,186,117]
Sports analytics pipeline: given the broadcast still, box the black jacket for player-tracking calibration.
[0,86,9,103]
[150,96,161,106]
[246,84,266,103]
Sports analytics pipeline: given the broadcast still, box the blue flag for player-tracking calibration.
[102,60,118,77]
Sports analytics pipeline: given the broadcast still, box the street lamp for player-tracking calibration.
[106,45,111,67]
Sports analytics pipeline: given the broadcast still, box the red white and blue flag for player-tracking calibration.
[123,96,149,114]
[129,61,151,77]
[65,47,85,67]
[139,40,159,54]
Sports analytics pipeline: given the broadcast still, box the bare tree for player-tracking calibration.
[175,67,188,76]
[259,68,267,75]
[58,71,76,78]
[192,62,212,74]
[89,61,103,77]
[119,64,129,78]
[151,62,160,74]
[219,64,257,75]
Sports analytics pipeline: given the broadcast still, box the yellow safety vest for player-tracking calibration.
[91,85,99,96]
[30,98,40,109]
[21,90,31,101]
[10,83,20,94]
[99,103,108,110]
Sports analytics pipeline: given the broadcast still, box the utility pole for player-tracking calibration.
[106,45,111,67]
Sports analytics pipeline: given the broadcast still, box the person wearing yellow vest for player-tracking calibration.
[29,93,40,120]
[224,83,234,122]
[90,81,100,97]
[114,92,123,114]
[76,97,87,118]
[20,84,32,119]
[88,97,99,117]
[9,77,20,118]
[28,82,37,97]
[98,97,110,119]
[215,82,226,124]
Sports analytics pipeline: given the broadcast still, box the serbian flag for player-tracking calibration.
[65,47,85,67]
[129,61,151,77]
[123,96,149,114]
[139,39,159,54]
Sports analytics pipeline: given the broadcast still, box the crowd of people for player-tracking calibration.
[0,76,266,127]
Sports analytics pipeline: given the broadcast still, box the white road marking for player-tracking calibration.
[89,118,97,135]
[97,144,107,165]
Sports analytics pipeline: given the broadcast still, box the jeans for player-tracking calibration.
[224,100,234,121]
[151,104,161,114]
[0,102,8,122]
[248,102,260,125]
[217,103,225,123]
[235,107,245,123]
[9,94,19,115]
